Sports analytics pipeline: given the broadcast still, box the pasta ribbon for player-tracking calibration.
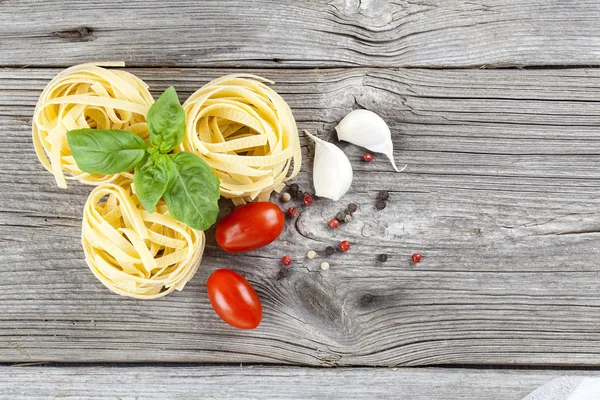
[32,63,154,188]
[82,175,205,299]
[181,74,301,205]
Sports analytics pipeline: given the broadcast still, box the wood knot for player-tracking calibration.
[54,27,95,42]
[358,293,376,308]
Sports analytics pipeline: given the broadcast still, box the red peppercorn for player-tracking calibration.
[411,253,422,263]
[328,218,340,229]
[287,207,299,218]
[281,255,292,266]
[303,193,313,206]
[339,240,350,252]
[362,152,374,162]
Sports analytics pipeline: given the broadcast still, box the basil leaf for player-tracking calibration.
[66,129,147,174]
[147,86,186,154]
[134,150,174,212]
[163,152,220,230]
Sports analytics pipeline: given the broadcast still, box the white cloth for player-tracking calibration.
[523,377,600,400]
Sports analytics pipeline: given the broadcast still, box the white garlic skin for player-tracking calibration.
[304,131,353,201]
[335,109,400,172]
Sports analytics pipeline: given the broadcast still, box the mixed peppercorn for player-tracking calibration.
[277,183,423,276]
[376,190,389,210]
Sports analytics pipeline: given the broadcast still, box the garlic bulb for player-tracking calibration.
[335,110,402,172]
[304,131,353,201]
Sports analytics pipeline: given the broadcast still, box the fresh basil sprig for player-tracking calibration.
[163,152,220,231]
[66,87,220,231]
[134,149,173,213]
[147,86,186,153]
[66,129,147,174]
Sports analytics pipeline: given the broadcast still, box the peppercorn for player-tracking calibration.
[377,190,390,201]
[276,268,289,280]
[324,246,335,256]
[303,193,313,206]
[378,254,388,262]
[287,207,299,218]
[375,200,387,210]
[280,192,291,202]
[344,214,352,223]
[362,152,374,162]
[336,211,347,221]
[347,203,358,214]
[328,218,340,229]
[307,250,317,259]
[281,255,293,266]
[412,253,422,263]
[320,262,330,271]
[339,240,350,252]
[288,183,299,194]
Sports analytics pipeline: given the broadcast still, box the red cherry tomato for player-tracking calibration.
[207,269,262,329]
[216,202,285,252]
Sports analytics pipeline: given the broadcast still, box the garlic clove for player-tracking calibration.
[304,130,353,201]
[335,109,401,172]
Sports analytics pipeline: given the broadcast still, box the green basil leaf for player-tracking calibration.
[66,129,147,174]
[134,150,174,212]
[147,86,186,154]
[163,152,220,230]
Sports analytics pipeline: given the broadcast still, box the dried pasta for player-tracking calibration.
[82,175,205,299]
[181,74,301,205]
[32,63,154,188]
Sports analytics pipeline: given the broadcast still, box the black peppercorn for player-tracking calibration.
[336,211,347,221]
[377,190,389,201]
[324,246,335,256]
[347,203,358,214]
[375,200,387,210]
[288,183,299,194]
[294,190,305,200]
[276,268,290,280]
[378,254,388,262]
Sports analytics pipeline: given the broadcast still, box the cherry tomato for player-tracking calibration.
[207,269,262,329]
[216,202,285,252]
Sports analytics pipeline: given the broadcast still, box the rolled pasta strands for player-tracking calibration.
[33,63,154,188]
[181,74,301,204]
[82,179,205,299]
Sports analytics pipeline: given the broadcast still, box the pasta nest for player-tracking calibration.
[82,175,205,299]
[32,63,154,188]
[181,74,301,205]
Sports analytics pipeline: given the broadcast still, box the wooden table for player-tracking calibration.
[1,1,599,398]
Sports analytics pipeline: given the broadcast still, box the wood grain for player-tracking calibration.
[1,0,600,68]
[0,365,575,400]
[1,67,600,366]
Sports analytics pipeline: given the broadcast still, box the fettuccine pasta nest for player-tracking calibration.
[33,63,154,188]
[82,176,205,299]
[181,74,301,205]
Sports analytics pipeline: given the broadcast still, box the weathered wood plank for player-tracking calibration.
[0,366,576,400]
[1,67,600,366]
[1,0,600,68]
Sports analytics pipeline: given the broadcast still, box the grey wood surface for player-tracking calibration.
[1,0,600,68]
[0,365,581,400]
[2,67,600,366]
